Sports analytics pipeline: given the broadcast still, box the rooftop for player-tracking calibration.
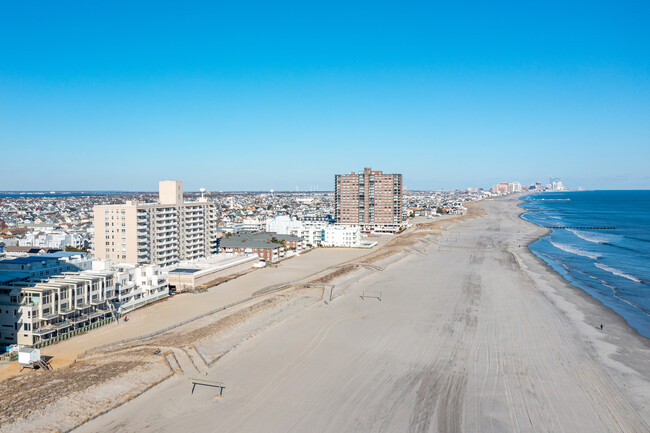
[0,251,86,265]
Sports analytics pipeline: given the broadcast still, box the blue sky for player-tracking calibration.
[1,1,649,191]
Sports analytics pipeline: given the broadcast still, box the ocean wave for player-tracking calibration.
[568,229,616,244]
[549,241,602,260]
[595,263,643,283]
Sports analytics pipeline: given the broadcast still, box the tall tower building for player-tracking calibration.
[94,181,219,266]
[334,168,403,233]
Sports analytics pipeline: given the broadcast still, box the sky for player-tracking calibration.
[1,1,649,191]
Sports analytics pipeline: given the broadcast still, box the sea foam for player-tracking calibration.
[549,241,602,260]
[595,263,643,283]
[568,229,616,244]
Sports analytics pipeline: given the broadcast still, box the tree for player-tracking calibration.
[65,246,87,252]
[270,236,285,246]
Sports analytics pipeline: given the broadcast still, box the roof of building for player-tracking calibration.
[4,246,62,254]
[169,268,201,274]
[0,271,30,284]
[220,236,283,250]
[263,233,303,242]
[0,251,85,265]
[40,251,86,259]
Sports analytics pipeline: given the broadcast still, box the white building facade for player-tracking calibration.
[1,262,168,346]
[323,226,362,247]
[266,215,328,247]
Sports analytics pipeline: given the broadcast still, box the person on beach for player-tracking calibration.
[601,324,603,330]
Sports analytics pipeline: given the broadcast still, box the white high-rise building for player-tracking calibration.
[93,181,219,266]
[551,180,566,191]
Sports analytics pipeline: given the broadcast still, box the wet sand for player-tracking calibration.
[74,195,650,433]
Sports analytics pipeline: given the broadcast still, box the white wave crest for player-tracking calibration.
[568,229,616,244]
[549,241,602,260]
[595,263,642,283]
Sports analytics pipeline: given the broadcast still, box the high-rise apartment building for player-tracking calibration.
[334,168,403,233]
[93,181,218,266]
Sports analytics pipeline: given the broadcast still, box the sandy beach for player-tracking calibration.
[3,196,649,432]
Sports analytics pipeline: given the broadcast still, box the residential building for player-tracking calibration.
[101,263,169,313]
[508,182,522,193]
[322,226,362,247]
[334,168,403,233]
[266,215,328,247]
[491,182,510,195]
[1,262,168,346]
[18,230,85,250]
[0,252,91,283]
[93,181,219,266]
[219,233,304,262]
[220,236,283,263]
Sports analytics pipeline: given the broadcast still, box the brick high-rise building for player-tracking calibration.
[94,181,219,266]
[334,168,403,233]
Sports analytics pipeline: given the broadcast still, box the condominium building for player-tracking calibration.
[93,181,219,266]
[265,215,362,247]
[322,225,362,247]
[6,263,168,346]
[334,168,403,233]
[266,215,328,246]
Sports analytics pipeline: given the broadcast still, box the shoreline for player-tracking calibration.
[517,193,650,342]
[512,195,650,423]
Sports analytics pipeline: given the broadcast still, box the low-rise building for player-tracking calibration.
[166,254,259,292]
[0,260,169,346]
[266,215,327,247]
[322,226,362,247]
[219,233,304,262]
[220,236,284,263]
[15,271,119,346]
[0,252,91,283]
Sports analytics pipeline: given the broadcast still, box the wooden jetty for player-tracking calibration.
[543,226,615,230]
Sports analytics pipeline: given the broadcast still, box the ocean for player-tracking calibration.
[0,192,124,198]
[520,190,650,338]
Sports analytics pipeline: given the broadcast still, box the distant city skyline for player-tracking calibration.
[1,2,649,191]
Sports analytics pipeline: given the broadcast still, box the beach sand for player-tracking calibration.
[6,196,650,432]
